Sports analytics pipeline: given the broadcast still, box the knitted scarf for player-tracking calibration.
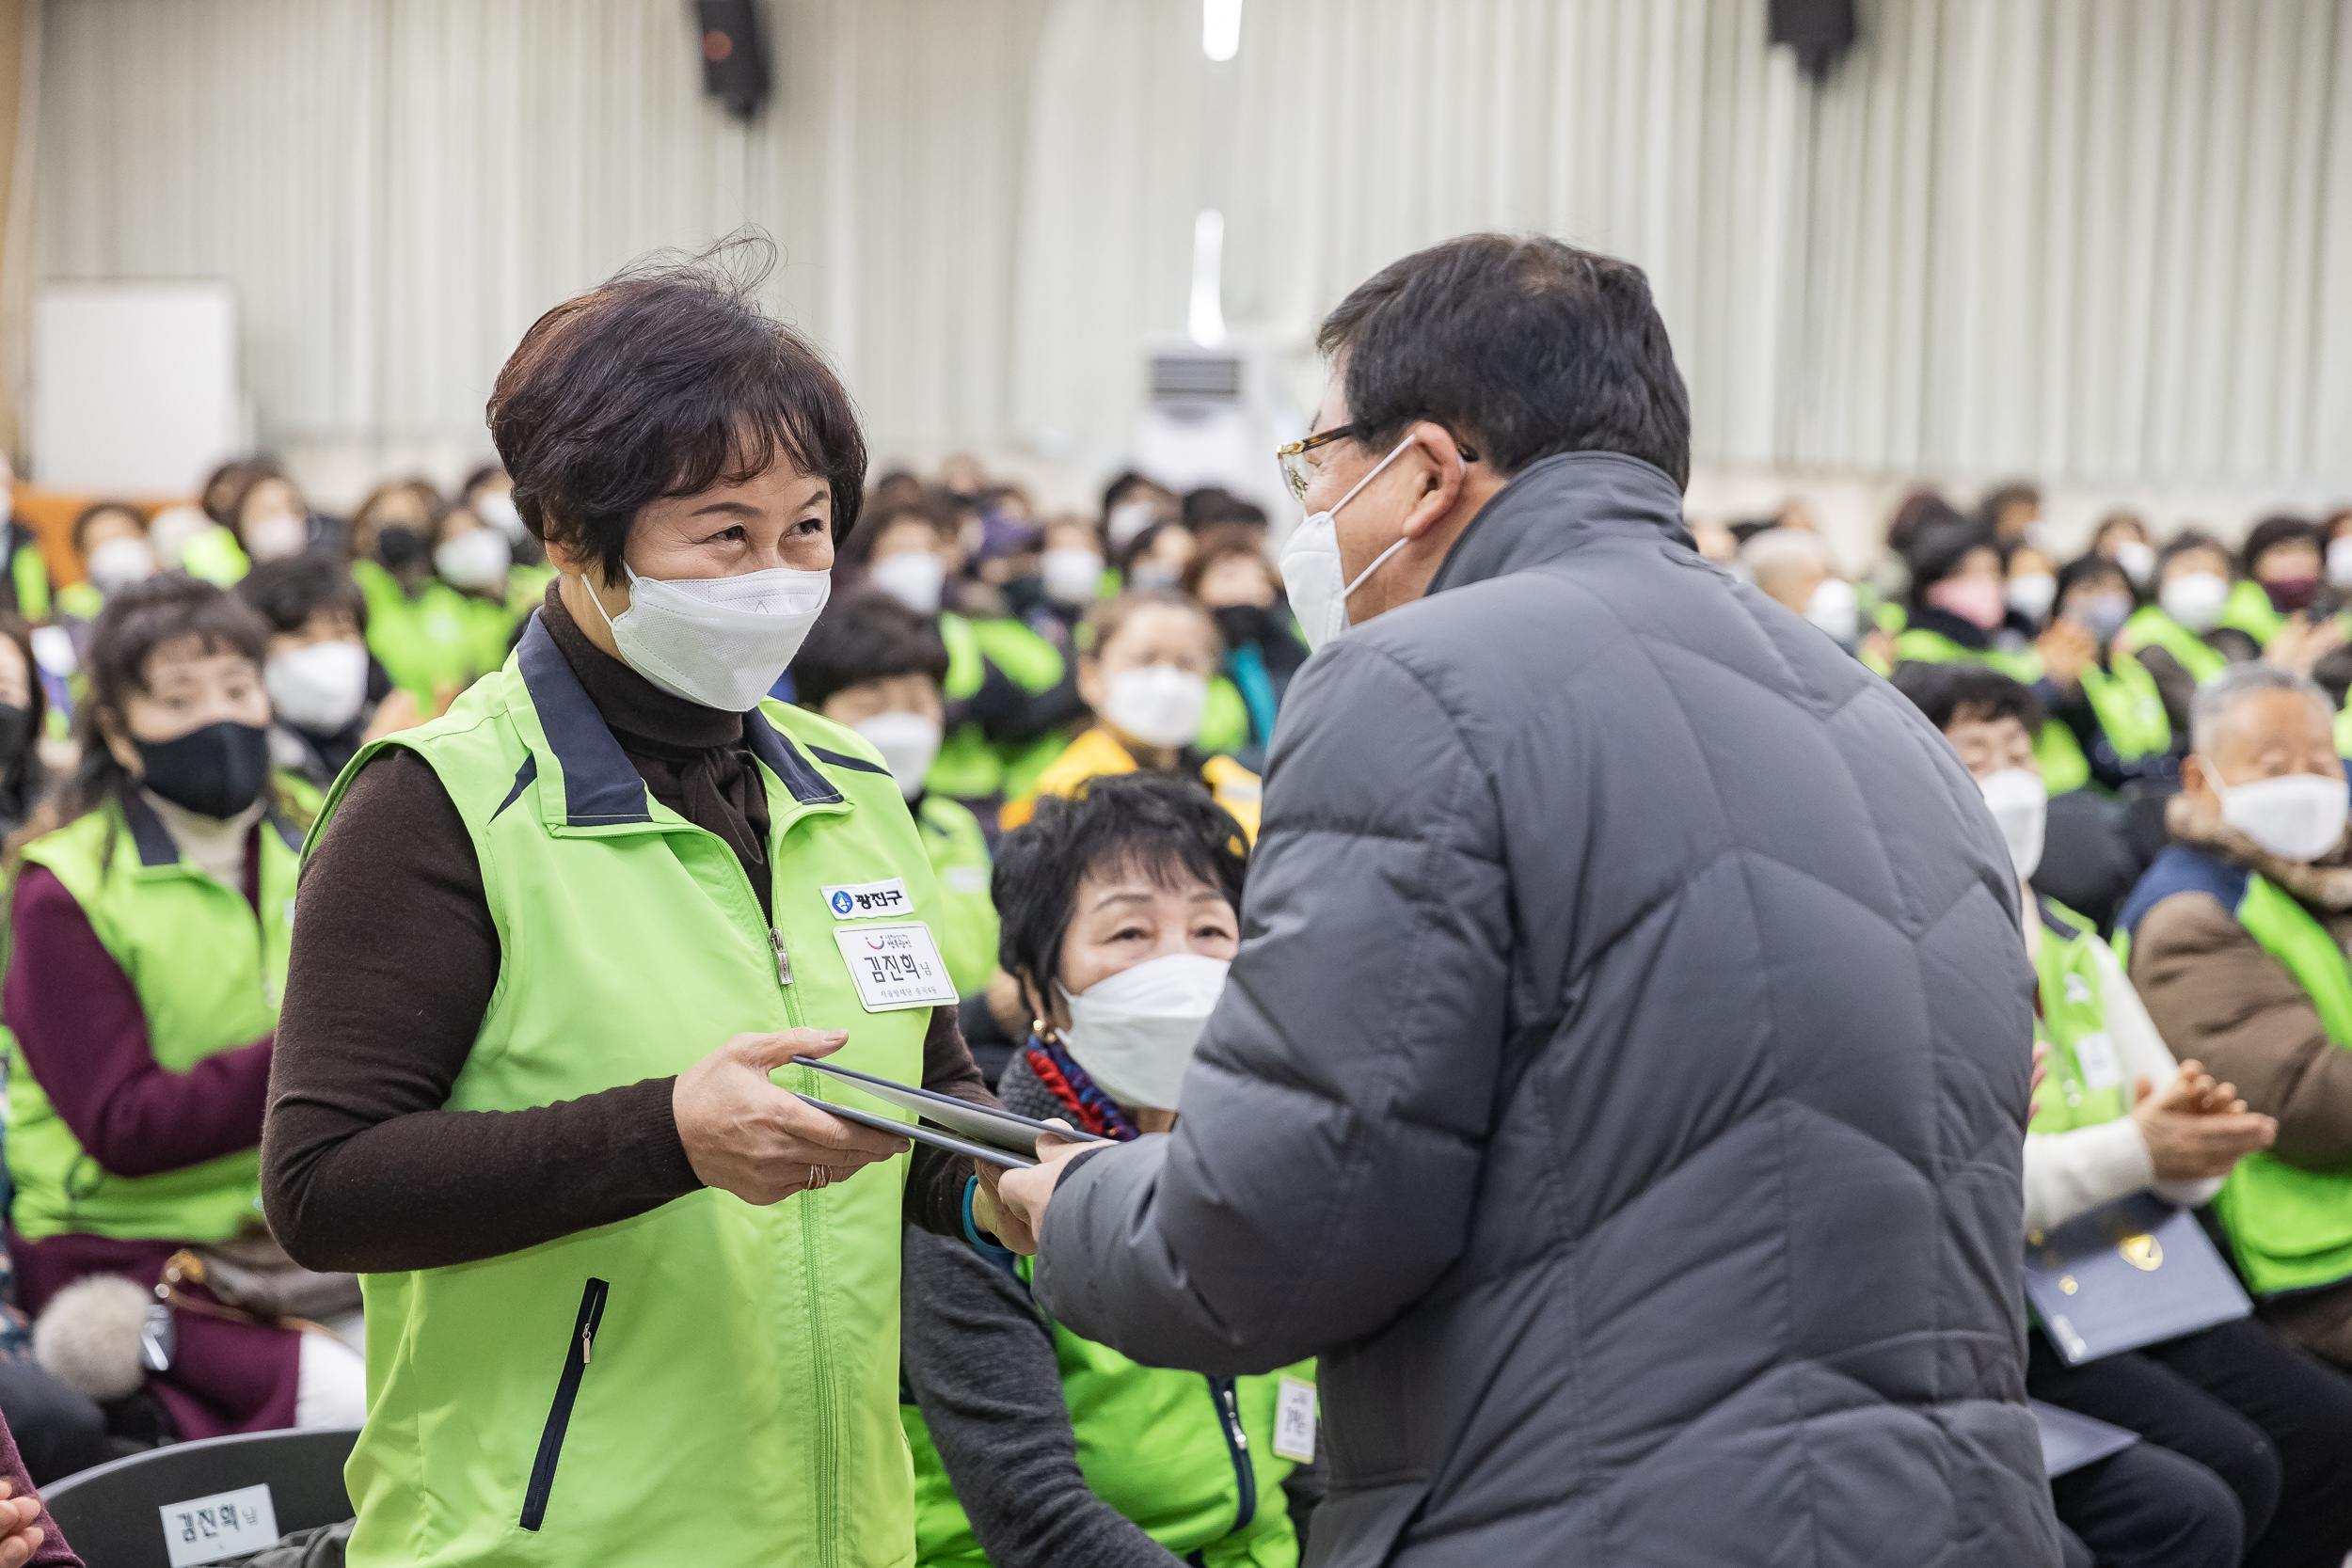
[1021,1035,1140,1142]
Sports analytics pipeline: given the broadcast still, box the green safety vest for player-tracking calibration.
[2335,703,2352,762]
[326,619,936,1567]
[354,561,493,705]
[914,794,996,996]
[904,1253,1311,1568]
[2027,899,2131,1136]
[2208,874,2352,1296]
[2077,654,2170,762]
[8,538,48,622]
[179,526,252,588]
[930,613,1071,802]
[1891,628,2091,795]
[2117,606,2231,686]
[1200,675,1251,759]
[7,789,305,1243]
[2220,579,2283,645]
[55,581,103,622]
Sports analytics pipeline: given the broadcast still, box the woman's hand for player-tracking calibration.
[2035,619,2098,691]
[2131,1060,2277,1181]
[0,1478,44,1568]
[673,1030,912,1204]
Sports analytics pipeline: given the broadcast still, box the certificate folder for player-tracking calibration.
[793,1056,1109,1170]
[2031,1401,2139,1478]
[2024,1193,2251,1366]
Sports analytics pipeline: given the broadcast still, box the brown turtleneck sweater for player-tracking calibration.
[262,587,990,1272]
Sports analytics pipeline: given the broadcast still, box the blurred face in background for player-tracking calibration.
[1194,546,1276,610]
[1126,524,1194,593]
[433,504,514,594]
[865,516,959,615]
[78,507,159,596]
[1925,545,2007,630]
[2005,546,2058,625]
[101,636,272,768]
[1040,519,1106,608]
[1944,708,2037,784]
[1081,601,1219,760]
[2253,537,2324,590]
[353,485,437,571]
[238,478,310,563]
[2058,562,2135,644]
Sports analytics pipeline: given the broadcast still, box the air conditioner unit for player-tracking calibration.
[1129,334,1303,530]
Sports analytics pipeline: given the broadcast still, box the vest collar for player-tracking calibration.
[118,783,300,870]
[514,612,842,832]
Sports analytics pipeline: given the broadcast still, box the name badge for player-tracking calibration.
[2074,1031,2122,1092]
[1273,1376,1317,1463]
[823,878,915,920]
[160,1481,279,1567]
[835,924,960,1012]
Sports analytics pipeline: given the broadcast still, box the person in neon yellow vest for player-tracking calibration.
[426,495,530,678]
[902,774,1320,1567]
[2227,516,2329,648]
[262,250,1012,1567]
[222,467,317,577]
[56,501,162,622]
[2119,532,2262,738]
[1744,526,1900,673]
[1897,661,2352,1568]
[2042,554,2176,784]
[2090,511,2158,598]
[2121,662,2352,1371]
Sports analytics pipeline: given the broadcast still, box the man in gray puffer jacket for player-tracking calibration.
[996,234,2060,1566]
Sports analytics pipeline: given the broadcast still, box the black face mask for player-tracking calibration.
[134,721,272,819]
[1212,603,1274,648]
[376,525,427,570]
[0,704,29,773]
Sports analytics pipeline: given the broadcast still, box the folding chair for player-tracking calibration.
[41,1426,357,1568]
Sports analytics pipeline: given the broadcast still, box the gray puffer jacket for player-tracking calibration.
[1034,451,2059,1566]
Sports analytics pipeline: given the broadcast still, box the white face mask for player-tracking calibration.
[1041,546,1104,606]
[2006,573,2057,624]
[1804,578,1859,644]
[2113,539,2156,590]
[1104,664,1208,750]
[2159,571,2230,633]
[1278,435,1421,653]
[244,512,309,563]
[1105,499,1162,552]
[853,710,943,800]
[1977,768,2047,880]
[476,491,528,544]
[267,639,371,736]
[2202,761,2349,863]
[2327,538,2352,590]
[87,536,159,596]
[147,505,213,569]
[1060,951,1231,1111]
[585,562,831,712]
[434,528,512,591]
[868,549,946,615]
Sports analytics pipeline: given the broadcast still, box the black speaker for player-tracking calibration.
[1769,0,1855,82]
[696,0,771,123]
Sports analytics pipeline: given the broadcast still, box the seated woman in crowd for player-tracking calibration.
[1116,516,1194,594]
[2091,511,2157,594]
[223,464,327,572]
[2118,531,2261,736]
[1182,525,1307,770]
[235,556,420,787]
[344,477,482,707]
[1000,592,1261,841]
[792,590,999,1002]
[2226,516,2329,646]
[1898,662,2352,1568]
[901,774,1320,1568]
[424,495,527,670]
[1032,515,1111,632]
[56,502,158,623]
[850,497,1079,807]
[0,576,365,1441]
[2121,663,2352,1371]
[2043,553,2175,786]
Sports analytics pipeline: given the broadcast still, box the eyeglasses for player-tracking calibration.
[1275,425,1359,503]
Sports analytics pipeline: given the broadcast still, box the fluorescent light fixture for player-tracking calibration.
[1202,0,1242,62]
[1188,209,1228,347]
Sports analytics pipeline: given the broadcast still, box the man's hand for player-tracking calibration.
[674,1030,912,1204]
[0,1477,43,1568]
[2130,1060,2277,1181]
[990,1123,1092,1257]
[2035,619,2099,690]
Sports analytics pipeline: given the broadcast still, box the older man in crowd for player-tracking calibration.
[2120,663,2352,1368]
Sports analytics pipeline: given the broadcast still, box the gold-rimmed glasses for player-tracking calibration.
[1275,424,1359,503]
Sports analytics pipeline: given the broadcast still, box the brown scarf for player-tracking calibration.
[2166,789,2352,913]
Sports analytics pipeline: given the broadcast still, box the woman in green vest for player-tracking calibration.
[56,501,161,623]
[903,774,1320,1567]
[2118,532,2261,737]
[2,576,367,1441]
[1894,661,2352,1568]
[427,494,530,677]
[345,478,491,710]
[2226,515,2329,647]
[2040,554,2176,787]
[262,249,1017,1568]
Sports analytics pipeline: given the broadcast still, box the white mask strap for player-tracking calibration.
[1328,434,1418,518]
[1331,434,1466,606]
[581,563,632,636]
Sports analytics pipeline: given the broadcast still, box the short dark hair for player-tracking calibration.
[790,590,950,710]
[838,495,955,569]
[2157,528,2233,579]
[1889,661,2046,736]
[2241,515,2323,576]
[993,772,1249,1010]
[487,234,867,584]
[1905,518,1995,608]
[1316,233,1691,486]
[1886,489,1967,558]
[2056,552,2126,601]
[71,500,147,557]
[236,554,370,635]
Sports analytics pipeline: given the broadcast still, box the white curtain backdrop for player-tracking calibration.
[35,0,2352,506]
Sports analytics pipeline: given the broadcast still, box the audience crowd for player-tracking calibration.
[1,451,2351,1566]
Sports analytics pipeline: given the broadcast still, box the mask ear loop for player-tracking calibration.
[1335,436,1470,606]
[580,562,634,637]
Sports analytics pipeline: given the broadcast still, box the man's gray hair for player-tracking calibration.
[1740,528,1835,592]
[2189,660,2334,754]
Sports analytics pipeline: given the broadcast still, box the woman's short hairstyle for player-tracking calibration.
[236,554,370,636]
[1179,524,1272,601]
[2156,528,2233,579]
[488,235,867,583]
[789,590,950,711]
[2240,515,2323,576]
[837,495,955,569]
[993,772,1249,1008]
[71,501,148,558]
[2056,553,2127,601]
[1077,589,1219,661]
[1889,661,2047,736]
